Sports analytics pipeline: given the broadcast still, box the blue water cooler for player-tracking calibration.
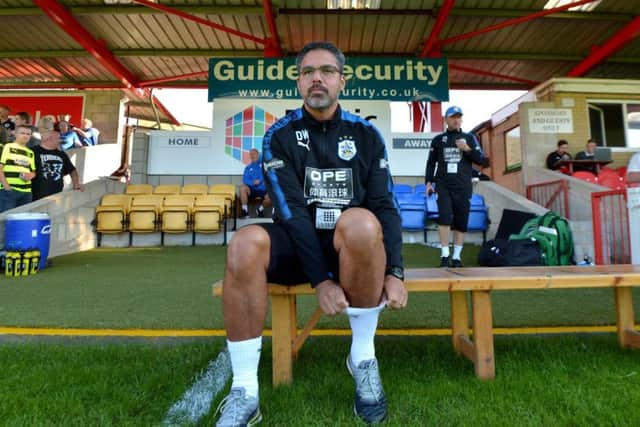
[4,213,51,270]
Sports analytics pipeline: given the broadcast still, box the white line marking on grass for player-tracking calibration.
[163,347,231,426]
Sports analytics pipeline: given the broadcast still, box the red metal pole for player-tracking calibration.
[419,0,456,58]
[151,95,181,126]
[591,192,603,264]
[412,102,425,132]
[563,180,570,219]
[568,16,640,77]
[430,102,443,132]
[263,0,283,57]
[439,0,599,47]
[132,0,267,45]
[34,0,139,89]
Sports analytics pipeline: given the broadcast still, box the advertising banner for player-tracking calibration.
[208,57,449,102]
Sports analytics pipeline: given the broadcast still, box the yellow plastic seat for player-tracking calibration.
[193,195,226,233]
[208,184,236,216]
[160,195,195,233]
[95,194,131,233]
[125,184,153,195]
[153,184,181,195]
[180,184,208,195]
[129,195,164,232]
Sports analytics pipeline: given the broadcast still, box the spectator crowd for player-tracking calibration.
[0,106,91,212]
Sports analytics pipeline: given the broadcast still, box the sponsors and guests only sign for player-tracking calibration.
[208,57,449,102]
[528,108,574,134]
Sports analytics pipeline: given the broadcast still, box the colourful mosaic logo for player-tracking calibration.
[224,105,278,164]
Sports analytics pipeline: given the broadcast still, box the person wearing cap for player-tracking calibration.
[425,105,485,268]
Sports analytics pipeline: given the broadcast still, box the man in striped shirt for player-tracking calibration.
[0,124,36,212]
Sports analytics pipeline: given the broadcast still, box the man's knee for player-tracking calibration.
[226,225,270,274]
[335,208,382,249]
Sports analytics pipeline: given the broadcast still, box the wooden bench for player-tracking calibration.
[213,265,640,386]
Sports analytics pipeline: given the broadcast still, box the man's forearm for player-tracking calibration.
[0,167,11,189]
[70,170,82,188]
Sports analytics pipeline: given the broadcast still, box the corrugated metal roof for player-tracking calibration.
[0,0,638,121]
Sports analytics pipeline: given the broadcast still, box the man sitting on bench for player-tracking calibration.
[239,148,270,218]
[215,41,407,426]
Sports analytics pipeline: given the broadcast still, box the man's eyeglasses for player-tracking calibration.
[300,65,341,79]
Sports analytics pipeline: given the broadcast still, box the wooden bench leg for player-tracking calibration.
[450,291,469,354]
[471,290,495,380]
[271,293,295,386]
[614,287,640,348]
[292,307,323,356]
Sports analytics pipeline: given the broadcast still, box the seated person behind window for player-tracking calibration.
[239,148,270,218]
[546,140,572,172]
[74,118,100,146]
[58,121,82,150]
[574,138,598,174]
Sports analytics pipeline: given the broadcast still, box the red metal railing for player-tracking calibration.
[526,179,570,219]
[592,189,630,265]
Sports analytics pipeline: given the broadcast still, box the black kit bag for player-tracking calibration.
[478,238,543,267]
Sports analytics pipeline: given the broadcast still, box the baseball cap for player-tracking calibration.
[445,106,463,117]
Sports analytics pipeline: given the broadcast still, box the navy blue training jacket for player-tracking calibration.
[425,128,485,190]
[262,105,402,287]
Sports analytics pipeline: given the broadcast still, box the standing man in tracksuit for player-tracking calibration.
[425,106,485,268]
[215,41,407,427]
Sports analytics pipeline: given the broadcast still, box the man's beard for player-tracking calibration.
[304,88,334,110]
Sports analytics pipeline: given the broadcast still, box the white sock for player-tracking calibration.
[257,205,264,212]
[347,301,386,365]
[453,245,463,260]
[441,245,450,258]
[241,204,248,211]
[227,336,262,398]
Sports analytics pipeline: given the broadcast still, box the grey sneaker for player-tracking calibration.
[214,387,262,427]
[346,356,388,424]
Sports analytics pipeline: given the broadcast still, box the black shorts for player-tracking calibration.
[249,187,267,199]
[436,185,471,232]
[257,222,339,285]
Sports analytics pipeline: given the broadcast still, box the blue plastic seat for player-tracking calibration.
[400,205,426,231]
[425,193,439,220]
[467,202,489,243]
[414,184,426,195]
[470,193,485,209]
[393,183,413,194]
[397,192,425,207]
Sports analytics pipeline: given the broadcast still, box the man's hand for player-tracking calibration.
[74,183,86,192]
[455,139,471,152]
[383,275,407,309]
[20,172,35,182]
[426,182,434,196]
[315,280,349,316]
